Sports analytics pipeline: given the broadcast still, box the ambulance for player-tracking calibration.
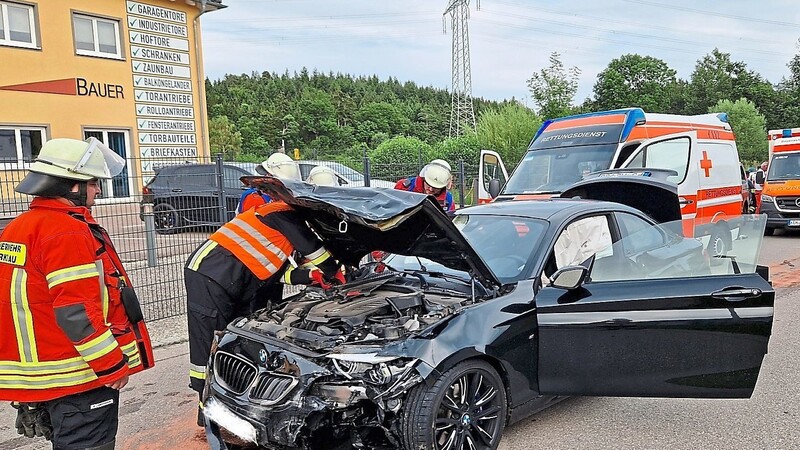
[478,108,745,255]
[761,128,800,235]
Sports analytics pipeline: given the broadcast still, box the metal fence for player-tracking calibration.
[1,154,484,321]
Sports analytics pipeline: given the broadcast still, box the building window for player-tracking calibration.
[0,1,38,49]
[73,13,121,59]
[0,126,45,167]
[84,130,130,199]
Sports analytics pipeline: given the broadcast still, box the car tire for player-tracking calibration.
[708,227,728,258]
[153,202,181,235]
[764,227,775,236]
[400,360,507,450]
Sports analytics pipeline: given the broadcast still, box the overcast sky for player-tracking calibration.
[201,0,800,107]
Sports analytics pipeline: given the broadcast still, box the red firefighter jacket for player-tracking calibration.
[0,198,153,402]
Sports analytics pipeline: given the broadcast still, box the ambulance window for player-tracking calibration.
[625,137,690,184]
[614,143,640,168]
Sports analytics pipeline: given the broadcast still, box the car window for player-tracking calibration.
[588,216,767,283]
[553,215,612,269]
[223,167,246,190]
[615,212,664,256]
[298,163,313,181]
[625,137,690,184]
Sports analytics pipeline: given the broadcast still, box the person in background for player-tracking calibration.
[395,160,455,212]
[0,138,154,450]
[754,161,768,186]
[235,153,301,214]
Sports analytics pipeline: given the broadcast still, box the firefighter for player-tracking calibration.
[395,160,455,212]
[235,153,301,214]
[0,138,154,450]
[306,165,339,187]
[185,189,344,425]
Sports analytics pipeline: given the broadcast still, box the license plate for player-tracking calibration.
[203,397,258,444]
[789,219,800,227]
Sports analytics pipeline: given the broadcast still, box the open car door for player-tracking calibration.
[476,149,509,204]
[537,181,774,398]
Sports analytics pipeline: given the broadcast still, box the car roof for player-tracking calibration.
[458,198,644,222]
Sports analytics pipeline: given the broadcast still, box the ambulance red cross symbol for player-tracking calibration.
[700,151,713,177]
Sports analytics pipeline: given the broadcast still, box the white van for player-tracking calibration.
[479,108,745,255]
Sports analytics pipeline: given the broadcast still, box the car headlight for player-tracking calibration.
[325,353,415,386]
[761,194,774,203]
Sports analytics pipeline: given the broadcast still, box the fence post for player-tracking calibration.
[141,202,158,267]
[362,147,371,188]
[214,154,226,225]
[418,147,424,173]
[458,159,466,209]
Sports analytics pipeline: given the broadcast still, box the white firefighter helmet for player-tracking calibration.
[16,137,126,196]
[306,165,338,187]
[419,159,452,177]
[423,161,451,189]
[257,153,300,180]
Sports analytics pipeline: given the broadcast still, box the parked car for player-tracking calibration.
[202,173,774,450]
[296,160,395,188]
[140,163,255,234]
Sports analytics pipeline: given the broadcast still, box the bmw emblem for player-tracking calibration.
[258,349,268,364]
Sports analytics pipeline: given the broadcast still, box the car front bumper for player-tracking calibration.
[759,200,800,229]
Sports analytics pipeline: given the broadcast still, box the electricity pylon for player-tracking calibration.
[444,0,478,137]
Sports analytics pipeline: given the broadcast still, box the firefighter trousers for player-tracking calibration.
[46,386,119,450]
[185,268,253,395]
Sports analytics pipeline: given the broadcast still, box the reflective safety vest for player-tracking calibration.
[208,202,295,280]
[0,198,154,402]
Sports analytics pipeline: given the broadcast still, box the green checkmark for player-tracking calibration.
[138,106,145,113]
[131,33,139,41]
[139,120,146,127]
[132,49,139,56]
[129,4,136,11]
[140,135,147,143]
[136,92,144,99]
[130,19,138,26]
[134,78,142,85]
[134,63,141,70]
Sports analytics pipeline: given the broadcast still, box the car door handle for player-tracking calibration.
[171,188,182,192]
[711,287,762,301]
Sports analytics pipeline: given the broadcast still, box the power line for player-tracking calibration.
[490,0,788,49]
[622,0,800,28]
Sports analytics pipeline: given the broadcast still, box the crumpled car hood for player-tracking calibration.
[242,176,501,288]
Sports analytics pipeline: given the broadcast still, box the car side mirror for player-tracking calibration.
[488,178,501,198]
[549,265,589,290]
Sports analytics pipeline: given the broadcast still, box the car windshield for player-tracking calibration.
[767,153,800,180]
[502,144,618,194]
[384,214,547,284]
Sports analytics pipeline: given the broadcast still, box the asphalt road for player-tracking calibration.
[0,231,798,450]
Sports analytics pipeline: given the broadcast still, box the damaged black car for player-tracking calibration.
[202,171,774,450]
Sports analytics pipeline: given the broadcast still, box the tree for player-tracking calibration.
[476,103,542,168]
[369,136,433,180]
[209,116,242,160]
[709,98,767,163]
[787,38,800,91]
[686,49,778,126]
[592,54,679,112]
[431,133,481,170]
[526,52,581,120]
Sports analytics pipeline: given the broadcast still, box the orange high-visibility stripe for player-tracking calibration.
[209,202,295,280]
[546,114,626,131]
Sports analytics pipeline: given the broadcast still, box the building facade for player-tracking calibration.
[0,0,224,207]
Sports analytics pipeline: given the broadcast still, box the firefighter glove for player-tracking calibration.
[309,269,332,289]
[12,402,52,440]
